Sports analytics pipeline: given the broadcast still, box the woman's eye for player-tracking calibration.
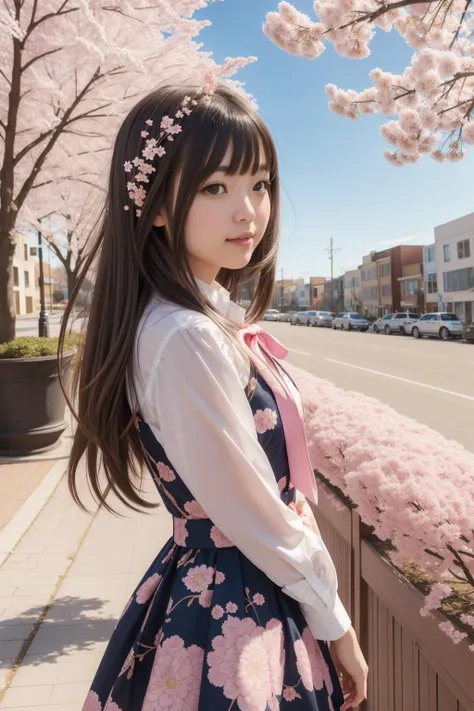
[254,180,270,192]
[202,183,226,196]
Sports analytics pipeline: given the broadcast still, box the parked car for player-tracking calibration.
[405,312,465,340]
[310,311,336,327]
[263,309,281,322]
[290,310,314,326]
[332,312,370,331]
[277,311,296,322]
[373,312,421,335]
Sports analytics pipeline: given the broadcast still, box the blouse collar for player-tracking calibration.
[196,278,246,325]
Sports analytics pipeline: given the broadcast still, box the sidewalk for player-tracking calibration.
[0,463,168,709]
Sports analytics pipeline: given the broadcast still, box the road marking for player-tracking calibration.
[287,348,311,357]
[325,358,474,402]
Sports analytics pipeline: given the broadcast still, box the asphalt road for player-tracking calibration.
[15,312,474,453]
[263,321,474,454]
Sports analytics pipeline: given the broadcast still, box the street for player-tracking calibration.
[15,312,83,338]
[264,321,474,454]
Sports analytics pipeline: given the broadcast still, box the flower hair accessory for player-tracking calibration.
[123,72,217,217]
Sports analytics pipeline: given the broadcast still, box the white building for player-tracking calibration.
[12,233,39,315]
[435,212,474,323]
[343,268,362,311]
[423,243,439,312]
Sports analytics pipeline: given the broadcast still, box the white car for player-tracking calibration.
[332,312,370,331]
[406,312,465,340]
[373,312,421,335]
[263,309,281,322]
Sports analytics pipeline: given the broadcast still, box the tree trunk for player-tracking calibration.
[67,269,77,303]
[0,227,17,344]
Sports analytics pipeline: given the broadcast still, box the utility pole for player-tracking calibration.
[325,237,340,311]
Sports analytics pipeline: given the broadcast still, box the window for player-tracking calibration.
[409,313,421,319]
[426,273,437,293]
[457,239,470,259]
[13,267,19,287]
[381,284,392,297]
[383,314,393,321]
[313,287,319,297]
[362,268,376,281]
[426,246,435,262]
[441,313,460,321]
[24,270,29,288]
[402,279,419,296]
[370,286,378,300]
[378,262,391,277]
[24,244,28,261]
[443,267,474,292]
[419,314,436,321]
[443,244,450,262]
[394,314,407,320]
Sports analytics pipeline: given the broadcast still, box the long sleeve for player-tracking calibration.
[138,315,351,641]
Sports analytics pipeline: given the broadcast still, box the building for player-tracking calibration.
[295,278,310,309]
[435,212,474,323]
[323,277,344,312]
[12,233,40,315]
[398,261,425,312]
[360,245,424,316]
[423,244,439,312]
[343,268,362,312]
[309,276,326,308]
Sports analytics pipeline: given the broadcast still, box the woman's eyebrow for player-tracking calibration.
[214,164,269,173]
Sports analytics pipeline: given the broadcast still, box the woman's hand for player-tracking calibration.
[330,626,368,710]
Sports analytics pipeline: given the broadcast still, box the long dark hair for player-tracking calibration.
[59,84,280,513]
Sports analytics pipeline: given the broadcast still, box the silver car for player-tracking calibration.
[310,311,336,327]
[277,311,296,322]
[291,310,316,326]
[407,312,465,340]
[373,312,421,335]
[332,312,370,331]
[263,309,281,322]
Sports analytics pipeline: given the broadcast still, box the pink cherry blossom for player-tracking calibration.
[174,519,188,547]
[253,593,265,606]
[420,583,452,617]
[283,687,300,701]
[208,616,280,711]
[136,573,162,604]
[215,571,226,584]
[142,636,204,711]
[83,691,102,711]
[210,526,233,548]
[211,605,225,619]
[254,408,278,434]
[439,621,468,644]
[183,565,214,593]
[263,618,285,697]
[226,601,238,613]
[184,500,207,519]
[199,590,213,608]
[166,597,174,615]
[156,462,176,482]
[294,639,313,691]
[104,699,122,711]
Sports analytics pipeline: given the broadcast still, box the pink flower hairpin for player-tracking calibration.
[124,72,217,217]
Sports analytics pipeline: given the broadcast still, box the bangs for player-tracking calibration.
[179,95,277,187]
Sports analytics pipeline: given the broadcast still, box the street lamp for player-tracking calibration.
[37,223,49,338]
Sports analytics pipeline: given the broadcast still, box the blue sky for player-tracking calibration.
[196,0,474,280]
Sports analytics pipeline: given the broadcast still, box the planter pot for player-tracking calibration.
[0,350,75,456]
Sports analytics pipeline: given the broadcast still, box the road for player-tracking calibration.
[15,311,83,338]
[16,312,474,452]
[264,321,474,454]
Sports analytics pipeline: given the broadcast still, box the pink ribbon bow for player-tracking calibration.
[236,324,319,504]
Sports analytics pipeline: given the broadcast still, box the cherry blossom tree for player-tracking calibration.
[0,1,255,344]
[263,1,474,165]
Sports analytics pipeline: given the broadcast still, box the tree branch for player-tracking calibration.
[22,47,62,73]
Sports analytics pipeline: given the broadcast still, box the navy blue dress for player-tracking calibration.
[82,373,344,711]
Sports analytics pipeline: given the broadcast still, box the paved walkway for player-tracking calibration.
[0,463,169,709]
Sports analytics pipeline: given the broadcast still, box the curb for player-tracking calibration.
[0,459,68,567]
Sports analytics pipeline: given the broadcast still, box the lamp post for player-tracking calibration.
[37,225,49,338]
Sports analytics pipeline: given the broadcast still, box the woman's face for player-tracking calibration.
[156,145,272,285]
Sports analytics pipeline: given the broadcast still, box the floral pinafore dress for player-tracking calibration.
[83,371,344,711]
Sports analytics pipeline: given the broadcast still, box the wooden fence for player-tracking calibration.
[313,483,474,711]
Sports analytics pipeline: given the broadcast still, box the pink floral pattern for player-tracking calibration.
[253,593,265,606]
[198,589,213,608]
[104,700,122,711]
[226,601,238,614]
[184,500,207,518]
[183,565,214,593]
[211,605,224,620]
[142,636,204,711]
[254,408,278,434]
[207,616,285,710]
[215,571,225,585]
[174,518,188,546]
[83,691,102,711]
[283,687,301,701]
[136,574,162,604]
[294,629,333,694]
[210,526,233,548]
[156,461,176,482]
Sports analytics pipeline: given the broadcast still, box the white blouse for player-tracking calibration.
[130,280,351,642]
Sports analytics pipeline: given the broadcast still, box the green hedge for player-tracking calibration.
[0,333,83,359]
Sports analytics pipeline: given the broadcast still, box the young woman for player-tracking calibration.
[60,80,368,711]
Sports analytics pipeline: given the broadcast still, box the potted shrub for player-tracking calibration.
[0,334,81,456]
